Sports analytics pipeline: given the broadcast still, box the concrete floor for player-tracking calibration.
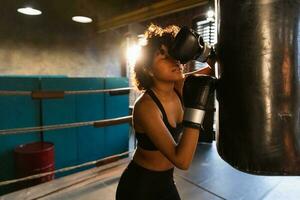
[2,143,300,200]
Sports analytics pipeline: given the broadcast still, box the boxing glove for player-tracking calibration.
[169,26,214,64]
[182,75,216,129]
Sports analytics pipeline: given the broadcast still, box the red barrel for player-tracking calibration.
[14,142,55,187]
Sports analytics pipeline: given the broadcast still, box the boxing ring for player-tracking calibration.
[0,77,135,196]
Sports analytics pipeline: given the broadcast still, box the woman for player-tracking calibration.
[116,24,214,200]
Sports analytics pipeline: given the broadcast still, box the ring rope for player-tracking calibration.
[64,87,132,95]
[0,91,31,96]
[0,121,93,135]
[0,150,133,187]
[0,87,133,97]
[0,116,132,136]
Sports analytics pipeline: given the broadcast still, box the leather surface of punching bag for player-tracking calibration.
[216,0,300,175]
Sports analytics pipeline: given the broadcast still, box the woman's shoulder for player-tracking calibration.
[135,92,155,110]
[133,92,160,117]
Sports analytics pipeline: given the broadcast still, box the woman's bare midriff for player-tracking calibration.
[133,146,174,171]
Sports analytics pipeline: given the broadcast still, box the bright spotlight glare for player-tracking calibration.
[207,10,214,18]
[17,7,42,15]
[138,35,147,46]
[126,44,141,66]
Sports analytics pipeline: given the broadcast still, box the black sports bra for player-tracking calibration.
[135,89,183,151]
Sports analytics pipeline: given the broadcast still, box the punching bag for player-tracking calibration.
[216,0,300,175]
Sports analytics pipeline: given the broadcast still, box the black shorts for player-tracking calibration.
[116,161,181,200]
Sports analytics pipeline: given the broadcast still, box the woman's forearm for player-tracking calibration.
[174,127,200,170]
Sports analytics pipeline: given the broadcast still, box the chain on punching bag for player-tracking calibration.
[216,0,300,175]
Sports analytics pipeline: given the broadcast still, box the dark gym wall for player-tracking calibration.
[146,6,208,28]
[0,35,124,77]
[0,0,133,77]
[0,11,124,77]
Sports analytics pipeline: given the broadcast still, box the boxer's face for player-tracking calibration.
[150,45,184,82]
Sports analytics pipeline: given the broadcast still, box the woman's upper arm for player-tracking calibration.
[134,100,178,161]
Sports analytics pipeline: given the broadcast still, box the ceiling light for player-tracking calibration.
[72,16,93,23]
[17,7,42,16]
